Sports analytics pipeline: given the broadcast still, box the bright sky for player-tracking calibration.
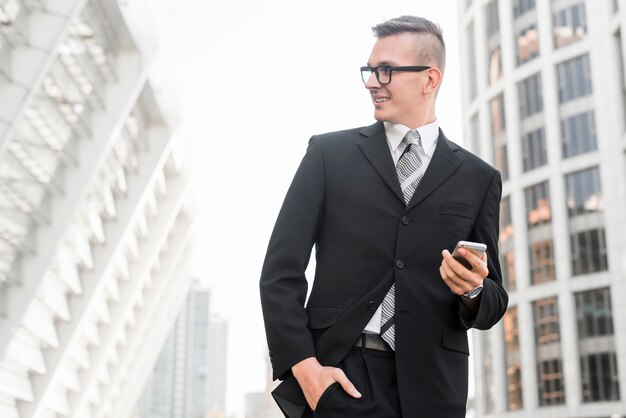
[151,1,463,416]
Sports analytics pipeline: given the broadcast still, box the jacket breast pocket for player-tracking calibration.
[440,203,474,219]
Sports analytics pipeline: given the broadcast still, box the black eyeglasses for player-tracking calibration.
[360,65,431,85]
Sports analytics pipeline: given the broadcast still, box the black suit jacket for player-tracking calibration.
[260,122,508,418]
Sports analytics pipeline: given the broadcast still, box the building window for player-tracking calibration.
[525,182,554,284]
[566,167,603,216]
[504,307,523,410]
[525,181,551,227]
[529,239,555,284]
[486,0,502,84]
[552,2,587,48]
[575,289,620,402]
[516,24,540,65]
[486,0,499,36]
[519,74,543,119]
[513,0,536,18]
[561,111,597,158]
[580,353,621,402]
[499,197,515,291]
[571,228,609,275]
[522,127,547,171]
[557,54,593,103]
[490,94,509,180]
[576,288,614,338]
[533,297,565,405]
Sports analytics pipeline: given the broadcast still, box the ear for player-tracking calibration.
[424,68,443,95]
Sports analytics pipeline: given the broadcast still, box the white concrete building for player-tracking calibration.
[0,0,192,417]
[458,1,626,417]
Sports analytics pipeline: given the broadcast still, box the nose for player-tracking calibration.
[364,72,381,89]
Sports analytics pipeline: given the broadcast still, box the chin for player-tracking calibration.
[373,111,389,122]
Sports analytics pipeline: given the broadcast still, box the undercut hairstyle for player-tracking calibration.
[372,16,446,75]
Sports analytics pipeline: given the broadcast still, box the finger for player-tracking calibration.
[332,368,361,398]
[444,257,484,290]
[439,264,466,295]
[442,251,473,281]
[455,249,489,277]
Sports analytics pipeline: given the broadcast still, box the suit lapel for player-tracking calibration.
[406,129,463,212]
[357,122,405,204]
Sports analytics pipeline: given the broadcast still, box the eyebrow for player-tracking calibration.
[366,60,397,67]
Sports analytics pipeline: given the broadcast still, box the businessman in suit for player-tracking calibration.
[260,16,508,418]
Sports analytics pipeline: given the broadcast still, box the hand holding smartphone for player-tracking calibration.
[452,240,487,270]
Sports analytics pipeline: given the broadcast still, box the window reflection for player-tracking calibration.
[525,182,551,226]
[519,74,543,118]
[533,297,565,405]
[557,54,593,103]
[485,0,502,84]
[516,24,540,65]
[499,197,515,292]
[570,229,609,275]
[553,2,587,48]
[522,127,547,171]
[490,94,508,180]
[513,0,536,18]
[525,182,555,284]
[561,111,597,158]
[566,167,603,216]
[529,239,555,284]
[575,289,621,402]
[504,307,523,410]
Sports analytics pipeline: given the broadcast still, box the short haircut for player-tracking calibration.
[372,16,446,74]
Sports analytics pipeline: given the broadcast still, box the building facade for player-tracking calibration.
[459,1,626,417]
[0,0,191,417]
[137,286,228,418]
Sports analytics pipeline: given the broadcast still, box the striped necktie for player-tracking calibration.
[381,129,425,350]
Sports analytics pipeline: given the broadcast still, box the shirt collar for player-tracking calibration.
[383,119,440,155]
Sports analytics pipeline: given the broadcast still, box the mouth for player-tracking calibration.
[373,96,389,104]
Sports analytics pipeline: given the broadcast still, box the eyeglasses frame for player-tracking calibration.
[360,65,432,85]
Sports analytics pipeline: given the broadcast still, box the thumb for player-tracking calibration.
[332,368,361,399]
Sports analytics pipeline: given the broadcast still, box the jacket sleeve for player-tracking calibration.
[459,170,509,330]
[259,136,325,380]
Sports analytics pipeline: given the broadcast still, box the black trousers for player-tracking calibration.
[303,345,401,418]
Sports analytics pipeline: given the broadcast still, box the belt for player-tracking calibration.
[353,333,393,352]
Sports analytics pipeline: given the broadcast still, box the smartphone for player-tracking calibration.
[452,241,487,269]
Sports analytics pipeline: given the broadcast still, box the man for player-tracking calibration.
[260,16,508,418]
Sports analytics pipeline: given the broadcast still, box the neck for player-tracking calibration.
[406,115,436,130]
[405,101,437,129]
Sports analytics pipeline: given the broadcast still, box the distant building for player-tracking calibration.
[137,285,228,418]
[244,357,282,418]
[459,1,626,417]
[208,316,228,417]
[0,0,190,417]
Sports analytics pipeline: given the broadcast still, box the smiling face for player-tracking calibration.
[364,32,441,128]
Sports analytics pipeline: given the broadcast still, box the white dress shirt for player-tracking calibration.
[363,119,440,334]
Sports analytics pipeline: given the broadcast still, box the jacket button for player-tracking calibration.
[396,259,405,269]
[367,300,378,311]
[401,216,410,225]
